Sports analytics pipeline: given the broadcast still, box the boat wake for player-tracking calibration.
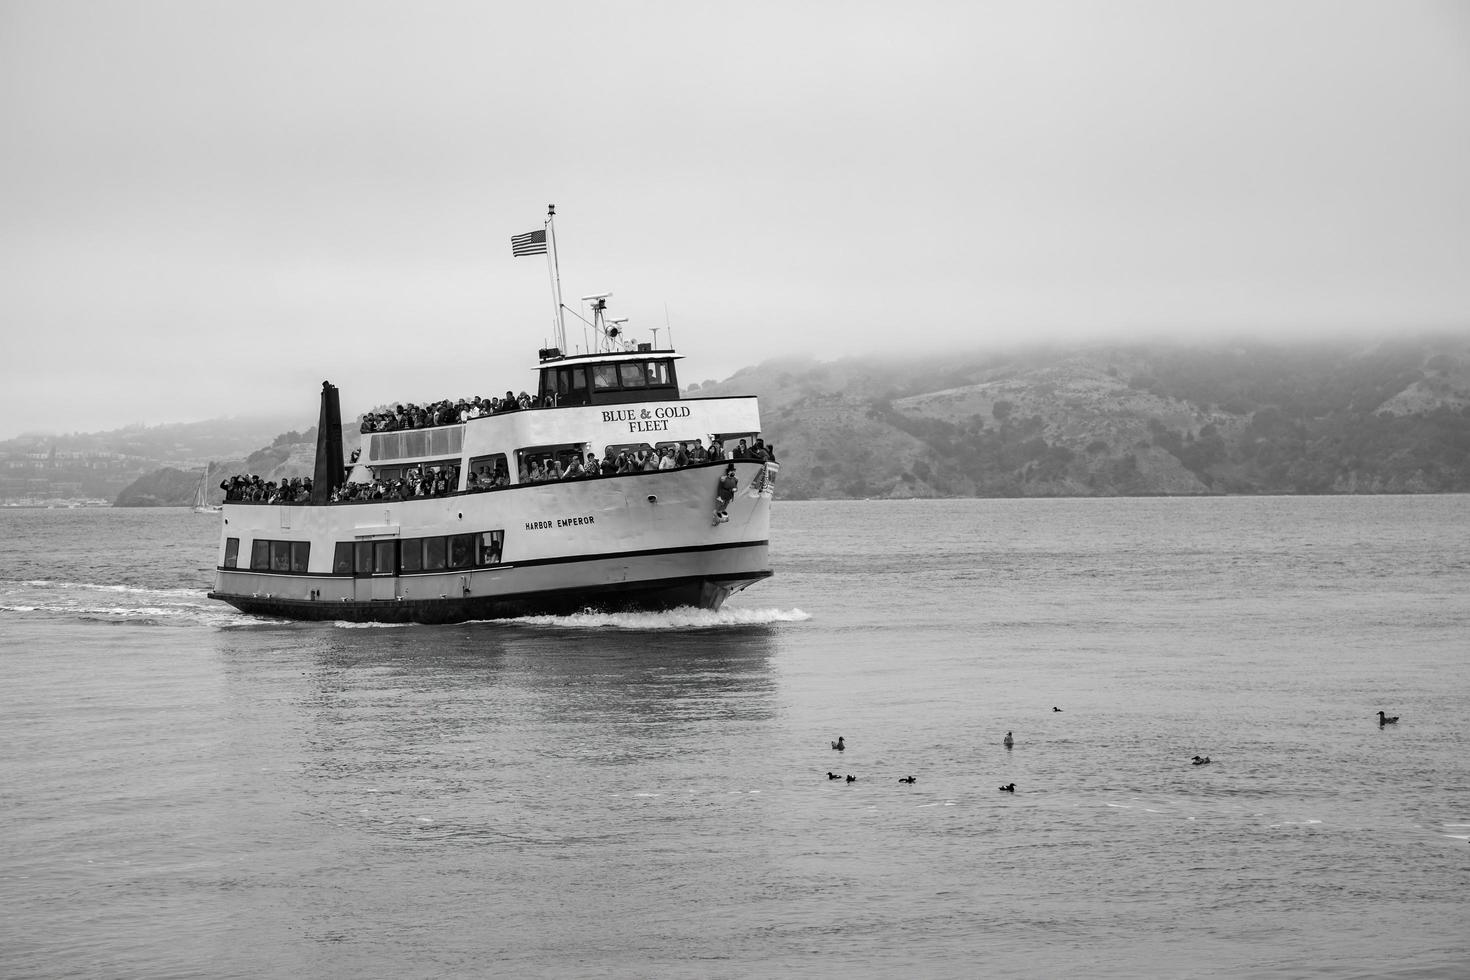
[0,578,255,628]
[499,606,811,630]
[17,578,207,599]
[319,607,813,629]
[2,579,808,631]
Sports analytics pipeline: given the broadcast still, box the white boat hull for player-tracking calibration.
[208,460,775,623]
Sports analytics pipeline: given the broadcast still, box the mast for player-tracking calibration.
[547,204,567,352]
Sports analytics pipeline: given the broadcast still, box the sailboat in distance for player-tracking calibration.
[193,463,222,514]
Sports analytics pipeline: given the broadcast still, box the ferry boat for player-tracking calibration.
[207,215,777,624]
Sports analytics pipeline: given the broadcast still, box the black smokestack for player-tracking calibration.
[311,381,345,504]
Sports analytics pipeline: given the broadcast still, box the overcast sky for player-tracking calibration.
[2,0,1467,439]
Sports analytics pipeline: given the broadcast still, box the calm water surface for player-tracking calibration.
[1,497,1467,978]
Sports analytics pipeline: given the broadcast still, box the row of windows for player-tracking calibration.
[226,538,310,573]
[224,530,505,575]
[542,359,676,405]
[370,425,465,462]
[594,360,673,390]
[332,530,505,575]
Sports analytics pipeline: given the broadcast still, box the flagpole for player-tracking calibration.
[546,203,566,352]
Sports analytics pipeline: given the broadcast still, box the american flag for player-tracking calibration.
[511,229,548,256]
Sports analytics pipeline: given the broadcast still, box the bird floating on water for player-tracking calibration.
[1002,731,1014,748]
[998,783,1016,793]
[845,774,857,784]
[827,771,841,780]
[1192,755,1212,765]
[1052,707,1062,712]
[899,776,916,784]
[831,736,846,751]
[1377,710,1399,726]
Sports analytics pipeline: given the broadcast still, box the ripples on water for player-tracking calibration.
[1,500,1467,978]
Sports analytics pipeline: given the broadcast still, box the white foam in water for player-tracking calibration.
[5,603,197,619]
[500,605,811,630]
[2,596,254,629]
[17,579,206,599]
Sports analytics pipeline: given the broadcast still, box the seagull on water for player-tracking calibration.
[1002,731,1014,748]
[831,736,846,751]
[1377,710,1399,726]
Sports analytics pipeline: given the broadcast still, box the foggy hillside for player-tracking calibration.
[692,335,1470,499]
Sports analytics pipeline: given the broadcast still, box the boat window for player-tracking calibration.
[399,460,459,484]
[468,454,509,489]
[592,364,619,389]
[400,540,422,572]
[479,530,504,566]
[549,367,588,411]
[424,537,447,570]
[250,539,308,572]
[372,431,399,459]
[552,366,589,405]
[647,359,672,386]
[355,541,374,575]
[448,534,475,570]
[223,538,239,569]
[517,444,586,479]
[430,427,457,456]
[373,541,396,575]
[333,542,353,574]
[618,362,647,388]
[605,442,653,457]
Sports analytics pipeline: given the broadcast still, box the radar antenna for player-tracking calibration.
[583,293,634,353]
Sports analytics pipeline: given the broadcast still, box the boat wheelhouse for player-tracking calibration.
[208,340,777,624]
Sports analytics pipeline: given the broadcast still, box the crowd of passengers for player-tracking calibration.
[331,464,476,501]
[220,474,313,502]
[221,438,775,503]
[359,390,541,433]
[517,436,777,483]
